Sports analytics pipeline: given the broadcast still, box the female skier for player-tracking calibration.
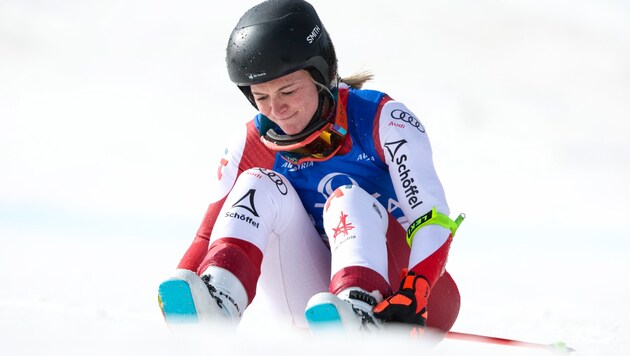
[158,0,464,337]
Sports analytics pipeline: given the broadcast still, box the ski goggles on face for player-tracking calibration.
[262,121,348,165]
[260,85,349,165]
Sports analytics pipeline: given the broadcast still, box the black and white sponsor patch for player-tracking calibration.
[255,168,288,195]
[390,108,425,132]
[384,139,423,209]
[227,189,260,228]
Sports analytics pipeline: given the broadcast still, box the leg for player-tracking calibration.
[324,185,392,297]
[426,271,460,334]
[305,184,391,332]
[199,168,330,327]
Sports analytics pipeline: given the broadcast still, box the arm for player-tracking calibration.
[373,99,463,328]
[177,123,251,272]
[376,100,457,284]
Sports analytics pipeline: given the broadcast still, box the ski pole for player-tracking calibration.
[446,331,575,353]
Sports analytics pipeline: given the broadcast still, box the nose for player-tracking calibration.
[269,95,288,117]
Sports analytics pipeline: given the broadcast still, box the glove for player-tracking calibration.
[373,270,430,329]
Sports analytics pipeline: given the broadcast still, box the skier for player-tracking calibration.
[158,0,464,338]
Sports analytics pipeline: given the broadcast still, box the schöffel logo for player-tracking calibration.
[384,140,423,209]
[226,189,260,228]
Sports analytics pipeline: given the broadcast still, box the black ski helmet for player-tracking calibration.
[226,0,338,105]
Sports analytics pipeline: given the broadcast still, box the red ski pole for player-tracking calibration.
[446,331,575,353]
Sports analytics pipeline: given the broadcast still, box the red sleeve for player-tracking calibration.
[372,95,392,163]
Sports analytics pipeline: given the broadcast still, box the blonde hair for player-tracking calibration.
[340,69,374,89]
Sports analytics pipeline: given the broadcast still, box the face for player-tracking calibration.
[250,70,319,135]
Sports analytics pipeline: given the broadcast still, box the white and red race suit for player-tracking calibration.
[175,85,460,330]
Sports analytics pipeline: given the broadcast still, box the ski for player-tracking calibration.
[445,331,576,353]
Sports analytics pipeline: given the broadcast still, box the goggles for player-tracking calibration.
[261,93,348,165]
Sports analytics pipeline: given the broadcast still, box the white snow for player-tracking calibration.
[1,0,629,355]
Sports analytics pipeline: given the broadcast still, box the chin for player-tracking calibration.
[278,125,304,136]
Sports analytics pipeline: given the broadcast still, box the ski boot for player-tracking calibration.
[158,266,247,329]
[305,288,384,334]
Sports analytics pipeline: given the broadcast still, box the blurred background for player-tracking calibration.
[1,0,629,354]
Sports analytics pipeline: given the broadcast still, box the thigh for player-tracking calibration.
[252,223,331,328]
[236,170,331,328]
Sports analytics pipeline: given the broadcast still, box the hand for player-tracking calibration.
[373,270,430,328]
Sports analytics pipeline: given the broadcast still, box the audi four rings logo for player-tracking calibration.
[391,109,425,132]
[255,168,288,195]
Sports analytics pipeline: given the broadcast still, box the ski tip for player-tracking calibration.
[549,341,576,353]
[305,302,344,332]
[158,278,199,324]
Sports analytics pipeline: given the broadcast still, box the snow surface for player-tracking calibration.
[1,0,629,355]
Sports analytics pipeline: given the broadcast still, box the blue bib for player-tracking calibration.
[256,88,403,237]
